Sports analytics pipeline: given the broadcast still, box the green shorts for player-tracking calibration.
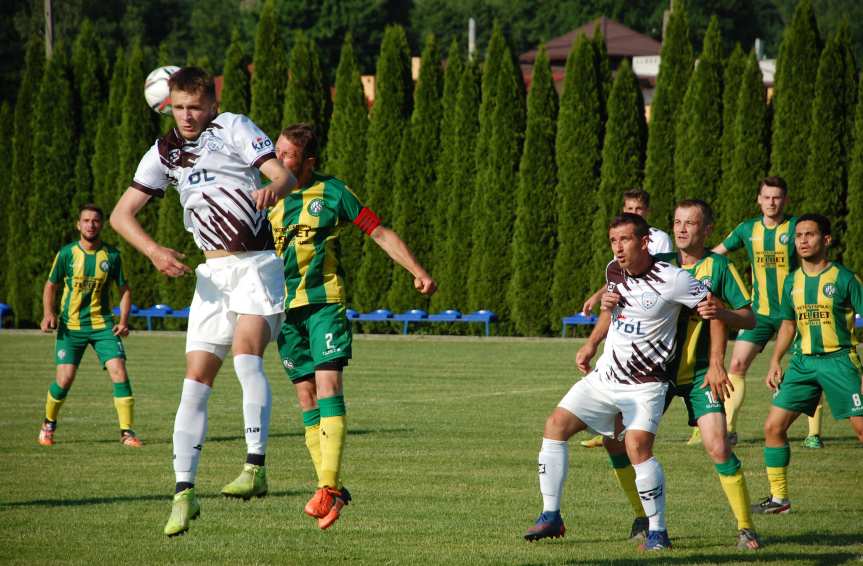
[665,375,725,426]
[772,349,863,419]
[277,303,352,382]
[55,325,125,368]
[736,313,782,348]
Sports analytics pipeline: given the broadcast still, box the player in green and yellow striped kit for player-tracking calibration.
[270,124,436,529]
[38,204,140,448]
[603,201,761,550]
[754,214,863,514]
[714,176,824,447]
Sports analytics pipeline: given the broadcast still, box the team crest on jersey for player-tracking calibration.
[307,198,325,217]
[641,291,659,309]
[823,283,836,297]
[779,233,790,245]
[100,260,110,272]
[58,349,66,360]
[205,137,224,152]
[283,358,294,370]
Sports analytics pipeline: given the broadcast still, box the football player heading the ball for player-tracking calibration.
[111,66,298,537]
[524,213,726,551]
[269,123,436,530]
[38,204,139,448]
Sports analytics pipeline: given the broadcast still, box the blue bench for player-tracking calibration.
[113,304,189,331]
[561,313,598,336]
[346,308,498,336]
[0,303,12,329]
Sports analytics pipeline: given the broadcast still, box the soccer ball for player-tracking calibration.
[144,65,180,114]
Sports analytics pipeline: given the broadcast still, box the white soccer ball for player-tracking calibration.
[144,65,180,114]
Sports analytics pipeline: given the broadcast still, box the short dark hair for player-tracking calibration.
[609,212,650,240]
[168,66,216,101]
[758,175,788,196]
[796,213,831,236]
[677,199,714,226]
[622,188,650,207]
[79,203,104,220]
[279,123,319,161]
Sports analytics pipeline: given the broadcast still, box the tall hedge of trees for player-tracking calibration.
[250,0,286,139]
[846,76,863,275]
[220,29,250,115]
[282,30,329,146]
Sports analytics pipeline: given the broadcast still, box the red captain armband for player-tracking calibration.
[353,207,381,235]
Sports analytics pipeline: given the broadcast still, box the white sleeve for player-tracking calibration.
[648,228,673,254]
[670,269,709,309]
[228,114,277,168]
[131,143,170,197]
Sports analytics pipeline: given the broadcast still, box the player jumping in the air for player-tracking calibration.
[269,124,436,529]
[524,213,719,551]
[111,67,297,536]
[39,204,139,448]
[601,200,761,550]
[714,176,824,448]
[754,214,863,514]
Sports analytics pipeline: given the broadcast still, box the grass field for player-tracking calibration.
[1,331,861,565]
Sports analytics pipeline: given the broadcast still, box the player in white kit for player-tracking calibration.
[110,67,298,536]
[524,213,720,551]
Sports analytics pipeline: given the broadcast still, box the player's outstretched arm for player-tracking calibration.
[581,286,604,315]
[370,225,436,295]
[766,320,796,391]
[703,317,732,400]
[111,188,191,278]
[113,284,132,337]
[40,281,58,332]
[253,158,298,209]
[576,310,610,374]
[696,295,756,330]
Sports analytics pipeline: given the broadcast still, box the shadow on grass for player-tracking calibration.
[766,531,863,546]
[726,434,863,448]
[518,550,861,565]
[0,489,305,509]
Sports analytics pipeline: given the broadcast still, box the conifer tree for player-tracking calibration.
[6,34,44,325]
[71,20,106,209]
[509,46,558,336]
[770,0,822,194]
[429,39,464,284]
[434,61,481,313]
[591,60,646,289]
[643,4,693,227]
[250,0,287,138]
[845,75,863,275]
[282,30,329,147]
[117,41,160,305]
[324,34,368,305]
[551,34,603,331]
[723,52,768,237]
[220,28,250,115]
[0,102,12,300]
[801,31,857,257]
[354,25,412,312]
[468,40,525,325]
[716,44,747,238]
[675,16,723,203]
[387,34,443,313]
[27,45,78,321]
[92,48,126,219]
[592,22,612,123]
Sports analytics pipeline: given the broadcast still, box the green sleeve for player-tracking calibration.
[721,223,745,251]
[848,273,863,315]
[112,252,128,287]
[337,184,365,223]
[779,274,795,320]
[48,250,65,283]
[719,262,751,310]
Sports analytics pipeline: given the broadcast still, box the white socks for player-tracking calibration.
[233,354,272,457]
[173,379,211,484]
[538,438,569,512]
[634,457,667,531]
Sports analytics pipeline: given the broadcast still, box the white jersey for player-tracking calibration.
[595,259,708,385]
[648,226,673,254]
[132,112,277,252]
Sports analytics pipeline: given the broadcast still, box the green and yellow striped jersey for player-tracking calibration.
[780,262,863,355]
[268,173,365,310]
[48,242,127,330]
[722,216,797,316]
[657,252,751,385]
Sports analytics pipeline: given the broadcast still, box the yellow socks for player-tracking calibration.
[715,454,753,529]
[302,408,323,481]
[724,374,746,433]
[808,401,823,436]
[609,453,647,519]
[764,444,790,500]
[112,381,135,430]
[318,395,346,488]
[45,382,68,422]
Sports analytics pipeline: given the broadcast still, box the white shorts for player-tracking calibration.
[186,251,285,353]
[557,371,668,437]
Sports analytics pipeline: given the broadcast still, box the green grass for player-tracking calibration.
[1,332,861,565]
